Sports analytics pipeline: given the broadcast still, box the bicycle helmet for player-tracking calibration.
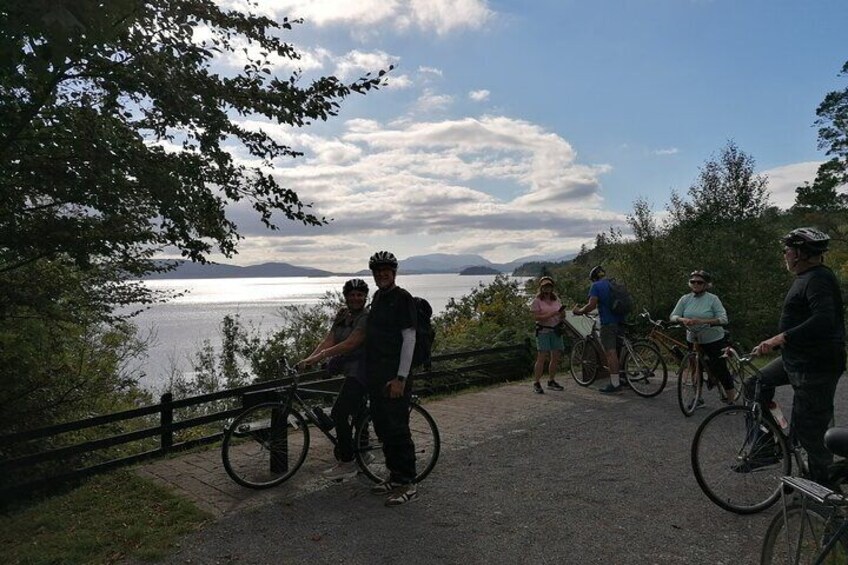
[368,250,398,271]
[689,270,712,283]
[589,265,605,282]
[342,278,369,296]
[781,227,830,254]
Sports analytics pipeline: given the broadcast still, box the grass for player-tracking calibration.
[0,470,211,564]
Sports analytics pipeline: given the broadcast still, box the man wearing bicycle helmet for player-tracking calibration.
[365,251,419,506]
[572,265,627,393]
[751,227,846,485]
[299,278,370,480]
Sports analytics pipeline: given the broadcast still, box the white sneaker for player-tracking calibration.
[322,460,358,481]
[385,483,418,506]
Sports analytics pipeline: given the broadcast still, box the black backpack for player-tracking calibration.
[608,278,633,316]
[413,297,435,371]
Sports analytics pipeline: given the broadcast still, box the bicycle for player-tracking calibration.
[639,309,688,363]
[568,313,668,397]
[221,360,440,489]
[760,427,848,564]
[676,324,742,417]
[690,346,805,514]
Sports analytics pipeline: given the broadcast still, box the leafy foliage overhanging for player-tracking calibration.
[0,0,388,434]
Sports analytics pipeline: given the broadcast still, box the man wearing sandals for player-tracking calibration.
[752,228,846,486]
[365,251,419,506]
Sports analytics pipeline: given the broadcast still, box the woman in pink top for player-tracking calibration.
[530,276,565,394]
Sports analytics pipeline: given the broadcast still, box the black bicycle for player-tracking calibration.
[221,360,440,489]
[690,346,841,515]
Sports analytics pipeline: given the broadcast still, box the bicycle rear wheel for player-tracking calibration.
[354,402,440,484]
[677,352,703,417]
[691,405,790,514]
[622,340,668,397]
[570,338,602,386]
[761,502,848,564]
[221,403,310,489]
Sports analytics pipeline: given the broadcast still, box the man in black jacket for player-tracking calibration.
[754,227,846,485]
[365,251,419,506]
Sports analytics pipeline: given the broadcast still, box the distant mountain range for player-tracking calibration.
[144,260,334,279]
[144,252,576,279]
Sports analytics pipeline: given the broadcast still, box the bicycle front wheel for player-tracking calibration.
[677,352,703,417]
[354,402,441,484]
[623,340,668,397]
[570,338,602,386]
[761,502,848,564]
[691,405,790,514]
[221,403,310,489]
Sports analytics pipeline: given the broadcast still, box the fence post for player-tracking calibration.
[160,392,173,452]
[523,337,535,375]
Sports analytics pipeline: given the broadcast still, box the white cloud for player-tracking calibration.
[218,114,622,270]
[228,0,495,36]
[653,147,679,156]
[333,49,398,80]
[469,89,490,102]
[418,66,443,76]
[414,89,454,113]
[760,161,822,209]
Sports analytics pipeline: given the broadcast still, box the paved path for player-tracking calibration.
[135,380,583,518]
[134,374,848,564]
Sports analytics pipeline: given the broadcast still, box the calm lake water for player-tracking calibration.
[132,274,530,390]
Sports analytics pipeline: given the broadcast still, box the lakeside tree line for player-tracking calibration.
[1,2,846,440]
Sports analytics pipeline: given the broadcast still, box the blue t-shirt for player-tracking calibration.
[589,279,624,326]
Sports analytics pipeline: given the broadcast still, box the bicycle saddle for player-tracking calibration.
[824,427,848,458]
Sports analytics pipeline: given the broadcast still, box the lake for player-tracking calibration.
[131,273,530,390]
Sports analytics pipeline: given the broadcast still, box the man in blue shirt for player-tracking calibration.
[573,265,626,393]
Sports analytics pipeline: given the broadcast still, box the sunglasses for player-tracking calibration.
[689,280,705,285]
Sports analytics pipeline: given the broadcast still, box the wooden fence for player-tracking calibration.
[0,342,532,499]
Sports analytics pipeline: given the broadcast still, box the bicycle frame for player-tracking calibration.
[640,310,687,360]
[725,347,805,473]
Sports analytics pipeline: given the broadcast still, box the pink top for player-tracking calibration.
[531,296,562,328]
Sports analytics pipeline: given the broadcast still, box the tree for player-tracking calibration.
[1,0,388,290]
[668,140,770,228]
[0,0,388,432]
[815,60,848,187]
[794,159,848,212]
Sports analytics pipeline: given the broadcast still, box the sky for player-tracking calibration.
[200,0,847,272]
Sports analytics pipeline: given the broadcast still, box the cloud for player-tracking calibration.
[220,114,621,270]
[333,49,398,80]
[418,66,443,76]
[653,147,679,156]
[760,161,822,209]
[469,89,490,102]
[224,0,495,36]
[414,89,454,113]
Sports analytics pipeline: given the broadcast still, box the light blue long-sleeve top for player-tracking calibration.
[669,292,728,345]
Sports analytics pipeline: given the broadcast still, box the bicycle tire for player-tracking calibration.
[570,337,602,386]
[622,339,668,397]
[761,502,848,564]
[221,402,310,489]
[677,352,703,417]
[691,404,790,514]
[354,402,441,484]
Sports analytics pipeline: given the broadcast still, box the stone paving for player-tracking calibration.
[134,378,614,518]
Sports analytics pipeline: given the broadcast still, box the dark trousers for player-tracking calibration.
[700,339,734,390]
[746,357,840,484]
[368,382,417,484]
[331,378,367,463]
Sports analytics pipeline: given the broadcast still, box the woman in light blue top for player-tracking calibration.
[669,270,737,402]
